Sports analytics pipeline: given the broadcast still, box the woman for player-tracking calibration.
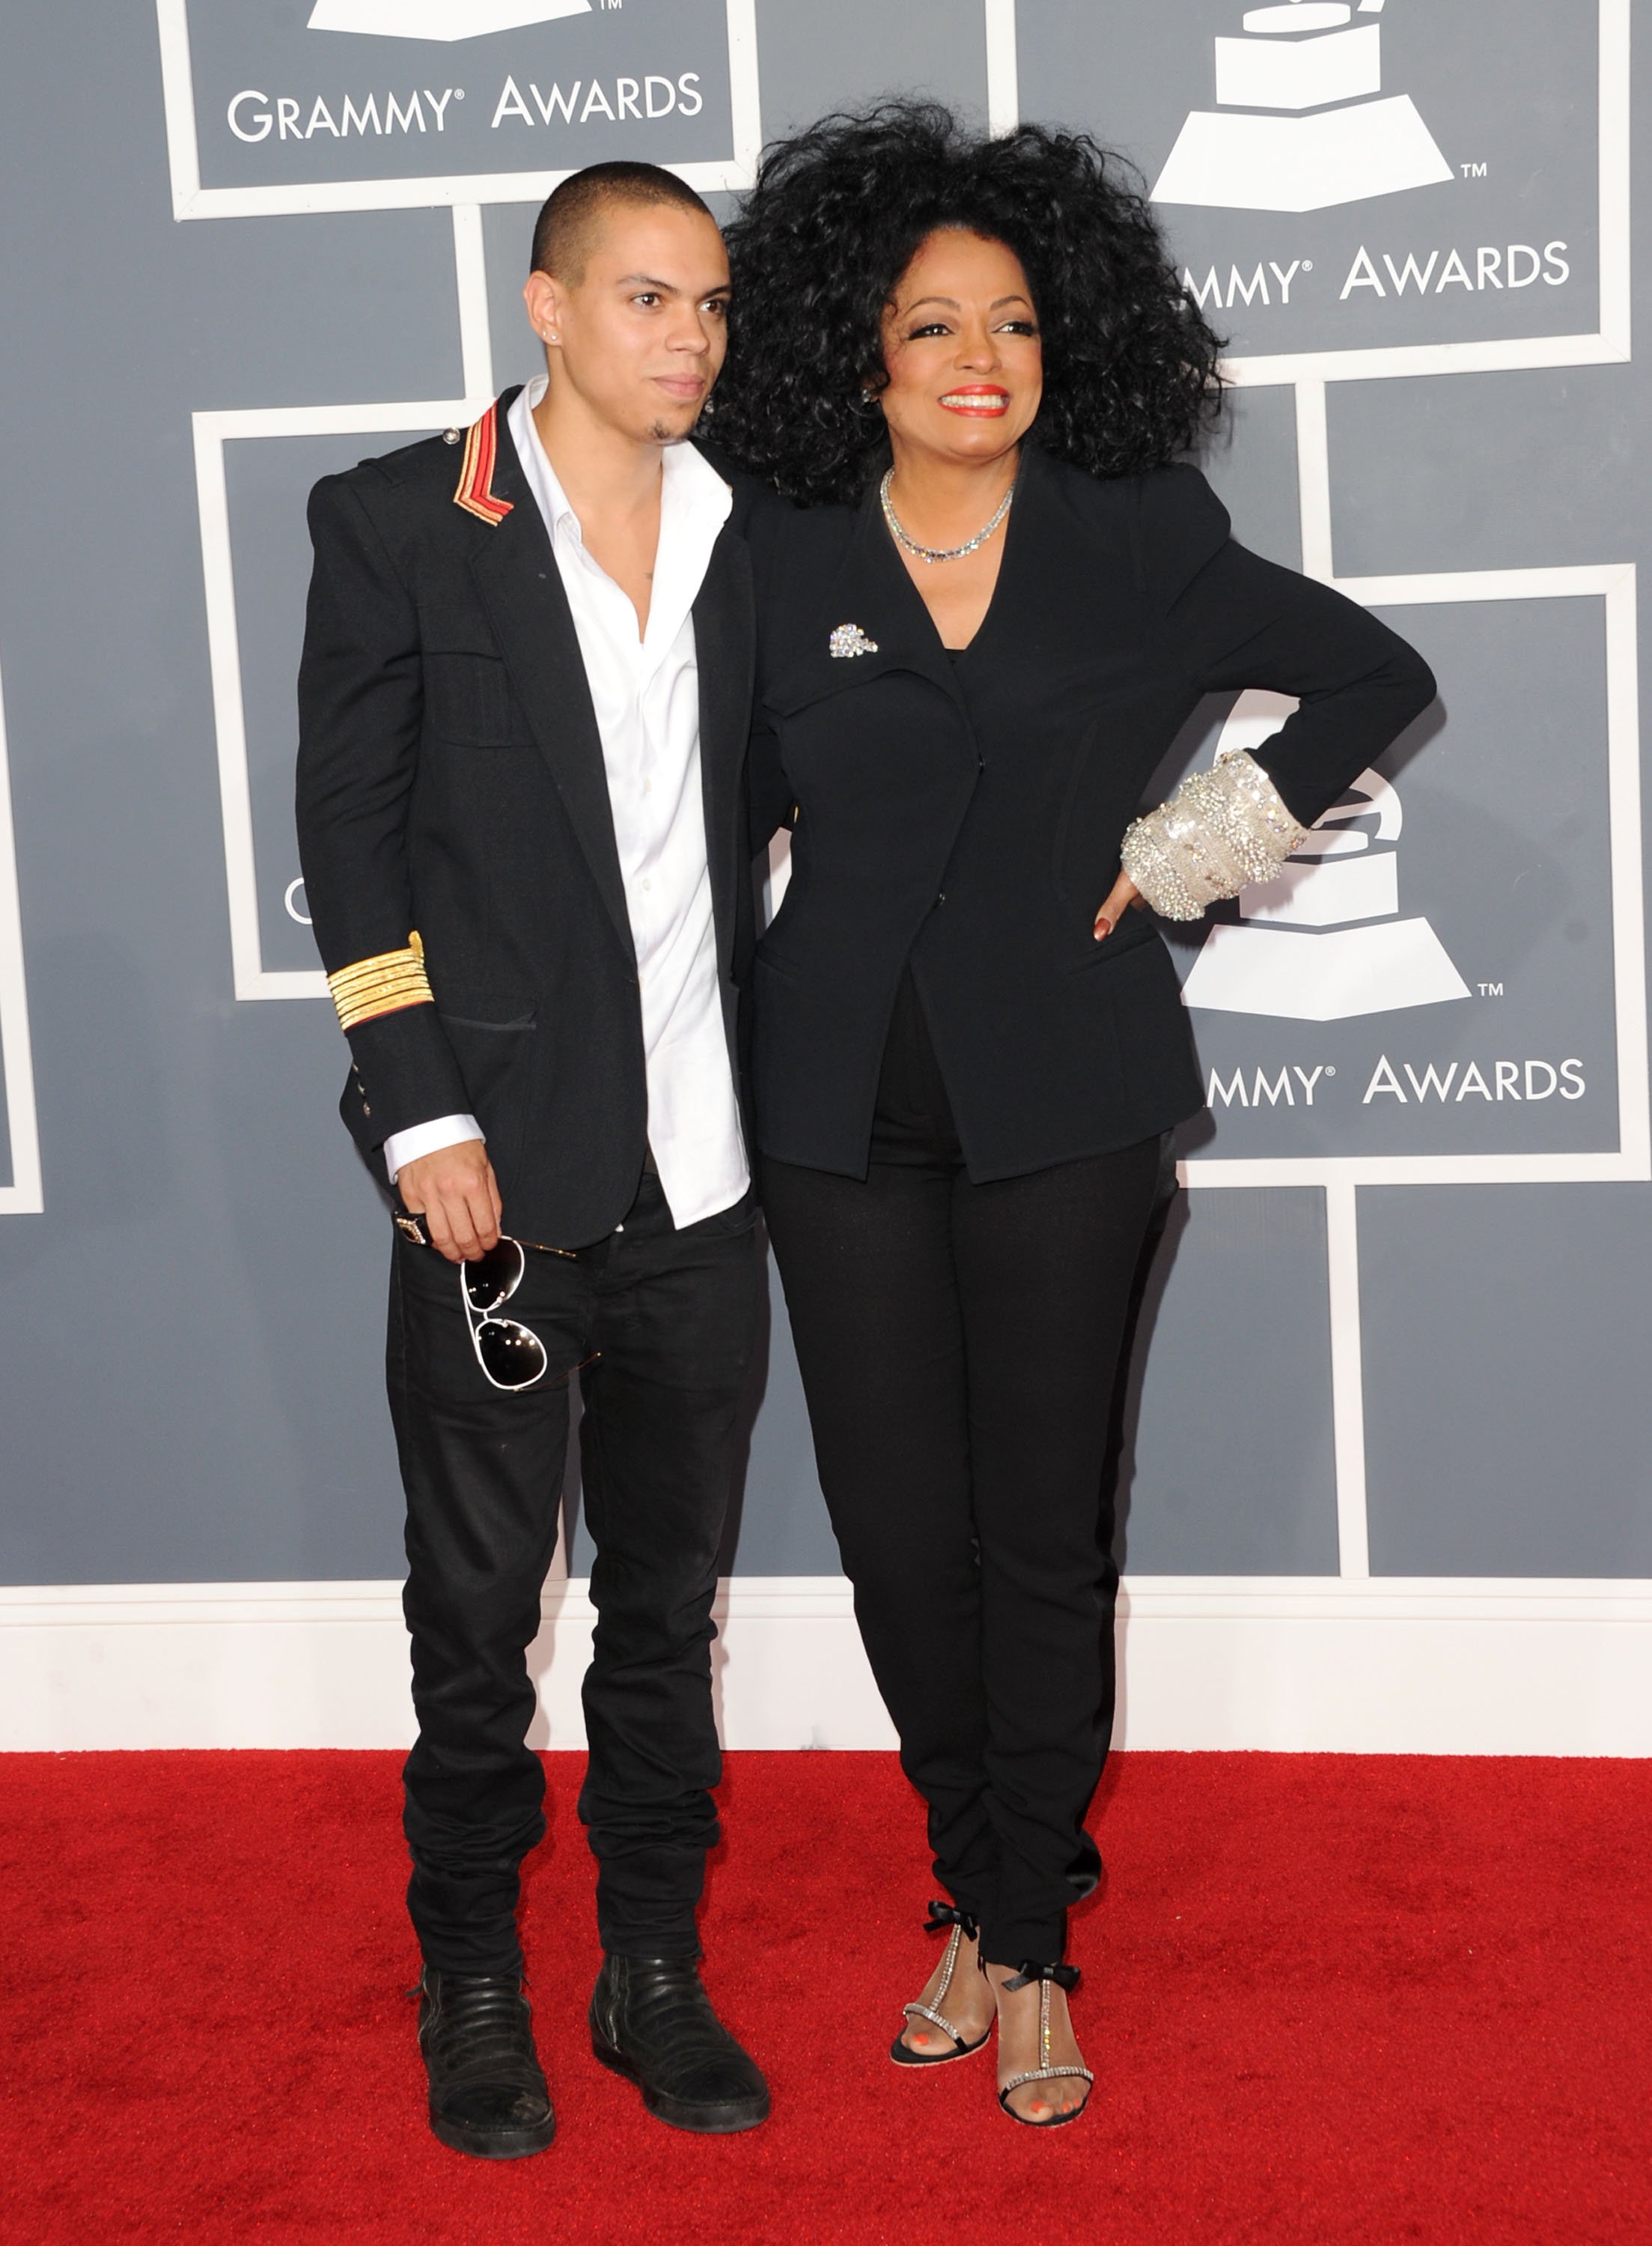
[712,104,1436,2125]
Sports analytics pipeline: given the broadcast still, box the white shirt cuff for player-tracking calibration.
[383,1114,484,1184]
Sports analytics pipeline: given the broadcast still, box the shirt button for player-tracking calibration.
[641,877,652,891]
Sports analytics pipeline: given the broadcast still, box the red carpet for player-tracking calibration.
[4,1751,1650,2243]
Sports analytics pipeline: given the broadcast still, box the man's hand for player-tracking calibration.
[397,1138,503,1263]
[1094,871,1148,940]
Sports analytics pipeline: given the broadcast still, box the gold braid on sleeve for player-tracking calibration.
[1121,750,1308,922]
[326,931,433,1032]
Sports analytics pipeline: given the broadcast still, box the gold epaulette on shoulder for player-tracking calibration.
[327,931,433,1033]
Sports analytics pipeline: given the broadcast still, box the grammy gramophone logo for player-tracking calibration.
[1153,0,1454,213]
[307,0,591,36]
[1181,693,1470,1023]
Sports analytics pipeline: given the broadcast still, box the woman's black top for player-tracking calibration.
[745,445,1437,1182]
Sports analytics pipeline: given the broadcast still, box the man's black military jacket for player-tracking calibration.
[296,386,757,1247]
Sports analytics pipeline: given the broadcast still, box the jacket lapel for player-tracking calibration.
[692,524,755,983]
[766,477,974,717]
[464,396,633,954]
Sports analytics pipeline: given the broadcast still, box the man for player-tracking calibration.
[296,162,767,2158]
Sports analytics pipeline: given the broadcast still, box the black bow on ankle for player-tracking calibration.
[924,1900,981,1939]
[1003,1961,1082,1993]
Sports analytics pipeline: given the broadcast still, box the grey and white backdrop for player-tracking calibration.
[2,0,1648,1753]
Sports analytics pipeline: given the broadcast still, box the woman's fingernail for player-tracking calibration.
[1094,919,1112,940]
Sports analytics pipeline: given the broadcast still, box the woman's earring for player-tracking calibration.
[544,329,560,344]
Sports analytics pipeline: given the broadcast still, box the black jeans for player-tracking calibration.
[388,1170,760,1976]
[761,974,1169,1965]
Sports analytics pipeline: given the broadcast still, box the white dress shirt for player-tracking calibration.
[384,379,749,1231]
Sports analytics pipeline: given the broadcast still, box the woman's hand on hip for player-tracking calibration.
[1094,872,1145,941]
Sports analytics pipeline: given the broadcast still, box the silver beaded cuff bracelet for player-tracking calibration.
[1121,749,1308,922]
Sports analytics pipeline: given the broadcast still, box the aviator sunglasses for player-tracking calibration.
[394,1214,594,1393]
[460,1237,553,1392]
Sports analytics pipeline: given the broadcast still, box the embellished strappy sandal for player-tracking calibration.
[889,1902,993,2068]
[995,1962,1094,2127]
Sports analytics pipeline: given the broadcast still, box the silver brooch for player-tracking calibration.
[829,623,879,660]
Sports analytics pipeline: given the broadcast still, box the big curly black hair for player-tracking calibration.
[710,100,1226,505]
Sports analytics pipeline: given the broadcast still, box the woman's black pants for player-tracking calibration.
[761,979,1169,1966]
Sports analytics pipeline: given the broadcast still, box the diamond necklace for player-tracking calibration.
[879,467,1016,564]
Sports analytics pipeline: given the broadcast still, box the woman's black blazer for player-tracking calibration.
[745,445,1437,1181]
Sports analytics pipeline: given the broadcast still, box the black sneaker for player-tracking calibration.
[416,1967,556,2159]
[589,1956,769,2134]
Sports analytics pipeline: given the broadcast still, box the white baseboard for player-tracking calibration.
[4,1575,1652,1755]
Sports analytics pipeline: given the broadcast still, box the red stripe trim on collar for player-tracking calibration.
[454,404,513,526]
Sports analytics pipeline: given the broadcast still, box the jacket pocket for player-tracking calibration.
[436,1008,537,1032]
[753,936,805,979]
[1066,916,1158,973]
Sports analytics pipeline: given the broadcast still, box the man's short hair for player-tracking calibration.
[530,162,716,282]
